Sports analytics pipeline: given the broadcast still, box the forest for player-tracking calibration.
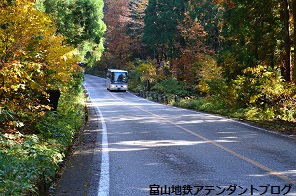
[0,0,295,194]
[0,0,104,194]
[90,0,296,125]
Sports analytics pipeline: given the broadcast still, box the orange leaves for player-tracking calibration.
[172,12,209,85]
[212,0,236,9]
[103,0,133,67]
[179,12,207,42]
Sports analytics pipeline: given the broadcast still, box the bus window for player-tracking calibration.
[111,72,127,83]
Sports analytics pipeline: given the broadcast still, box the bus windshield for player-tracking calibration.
[111,72,128,83]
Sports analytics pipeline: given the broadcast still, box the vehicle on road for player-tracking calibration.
[106,69,128,91]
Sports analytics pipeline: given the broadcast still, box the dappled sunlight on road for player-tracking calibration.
[217,131,260,140]
[106,115,160,123]
[103,147,149,152]
[87,97,164,109]
[104,140,207,152]
[220,136,238,139]
[104,139,240,153]
[82,75,296,195]
[282,170,296,176]
[175,119,229,124]
[88,98,237,126]
[115,140,208,147]
[248,170,296,178]
[213,139,239,143]
[87,98,129,107]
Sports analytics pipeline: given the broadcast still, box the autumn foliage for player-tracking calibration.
[0,0,81,133]
[91,0,296,122]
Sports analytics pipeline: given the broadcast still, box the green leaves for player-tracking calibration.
[0,86,85,195]
[143,0,186,59]
[44,0,106,63]
[153,78,190,98]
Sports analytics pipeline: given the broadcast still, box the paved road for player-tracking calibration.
[84,74,296,196]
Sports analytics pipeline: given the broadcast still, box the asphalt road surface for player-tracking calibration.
[84,74,296,196]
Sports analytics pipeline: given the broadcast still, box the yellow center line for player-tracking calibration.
[110,92,296,186]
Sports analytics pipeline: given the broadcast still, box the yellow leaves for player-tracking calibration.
[10,84,20,91]
[197,56,224,94]
[0,0,83,133]
[1,86,10,93]
[27,62,42,73]
[0,0,80,87]
[249,94,260,104]
[0,1,52,62]
[136,61,157,81]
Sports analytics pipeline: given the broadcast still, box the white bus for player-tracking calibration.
[106,69,128,91]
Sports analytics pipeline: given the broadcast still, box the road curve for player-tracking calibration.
[84,74,296,196]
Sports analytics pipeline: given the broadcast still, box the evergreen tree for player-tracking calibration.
[126,0,148,59]
[219,0,287,80]
[41,0,106,63]
[142,0,186,61]
[189,0,223,53]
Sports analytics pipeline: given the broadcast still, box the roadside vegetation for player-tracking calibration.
[0,87,85,195]
[0,0,104,194]
[87,0,296,134]
[126,60,296,134]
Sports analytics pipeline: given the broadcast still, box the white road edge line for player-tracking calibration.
[86,83,110,196]
[95,105,110,196]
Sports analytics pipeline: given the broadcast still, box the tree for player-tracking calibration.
[216,0,296,82]
[97,0,134,70]
[172,11,209,85]
[0,0,80,133]
[218,0,291,81]
[189,0,224,53]
[293,0,296,80]
[41,0,106,64]
[282,0,296,82]
[127,0,148,59]
[142,0,186,61]
[283,0,292,81]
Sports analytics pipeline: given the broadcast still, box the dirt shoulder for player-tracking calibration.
[49,100,102,196]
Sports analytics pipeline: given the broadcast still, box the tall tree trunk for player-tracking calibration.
[283,0,292,81]
[292,0,296,81]
[44,0,51,13]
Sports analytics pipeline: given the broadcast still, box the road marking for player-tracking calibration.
[109,92,296,186]
[96,106,110,196]
[229,119,296,140]
[87,89,110,196]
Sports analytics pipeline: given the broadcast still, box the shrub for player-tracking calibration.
[233,65,296,121]
[127,59,158,92]
[0,87,85,195]
[197,55,235,107]
[153,78,191,98]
